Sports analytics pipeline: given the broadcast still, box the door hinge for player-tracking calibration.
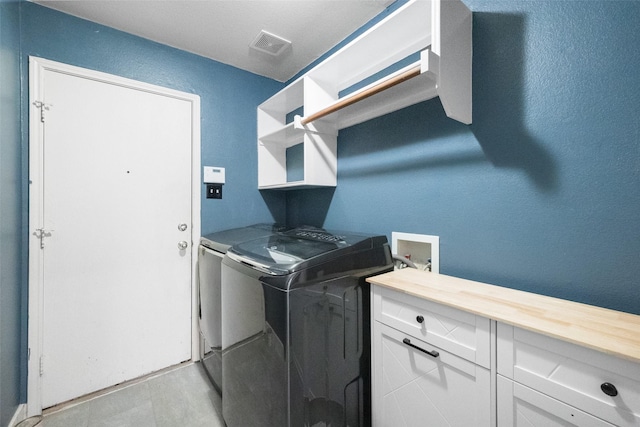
[33,100,52,123]
[34,228,54,249]
[39,355,44,376]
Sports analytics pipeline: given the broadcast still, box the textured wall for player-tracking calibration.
[9,4,640,418]
[286,0,640,315]
[0,0,23,422]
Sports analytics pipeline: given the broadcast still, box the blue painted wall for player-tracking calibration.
[4,0,639,417]
[0,0,23,423]
[287,0,640,315]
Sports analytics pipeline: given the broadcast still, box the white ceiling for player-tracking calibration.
[33,0,394,82]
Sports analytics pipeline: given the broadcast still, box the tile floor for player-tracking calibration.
[38,362,224,427]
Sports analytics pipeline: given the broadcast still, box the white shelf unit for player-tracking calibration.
[257,0,472,190]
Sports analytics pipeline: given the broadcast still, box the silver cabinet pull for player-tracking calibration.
[178,223,188,231]
[178,241,188,250]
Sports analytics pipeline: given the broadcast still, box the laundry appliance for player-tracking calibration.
[221,227,393,427]
[198,223,288,392]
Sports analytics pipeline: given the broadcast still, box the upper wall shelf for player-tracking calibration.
[257,0,472,190]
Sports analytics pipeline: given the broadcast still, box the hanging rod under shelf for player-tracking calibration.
[299,64,422,126]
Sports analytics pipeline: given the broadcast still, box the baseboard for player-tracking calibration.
[8,403,27,427]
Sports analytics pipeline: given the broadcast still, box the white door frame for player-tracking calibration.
[27,56,201,416]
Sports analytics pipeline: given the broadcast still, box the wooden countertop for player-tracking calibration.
[367,268,640,364]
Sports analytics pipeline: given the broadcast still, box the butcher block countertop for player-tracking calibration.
[367,268,640,364]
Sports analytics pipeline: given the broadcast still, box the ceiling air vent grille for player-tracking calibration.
[250,30,291,57]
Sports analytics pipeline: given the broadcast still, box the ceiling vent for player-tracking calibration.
[250,30,291,57]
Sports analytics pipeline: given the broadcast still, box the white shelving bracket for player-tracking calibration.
[435,0,472,124]
[420,48,440,83]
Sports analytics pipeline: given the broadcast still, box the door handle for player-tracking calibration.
[177,241,189,250]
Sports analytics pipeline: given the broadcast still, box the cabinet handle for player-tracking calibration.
[416,315,424,324]
[402,338,439,358]
[601,382,618,397]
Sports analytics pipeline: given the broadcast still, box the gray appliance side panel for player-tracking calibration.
[198,246,223,350]
[198,246,224,393]
[221,261,266,349]
[221,257,288,427]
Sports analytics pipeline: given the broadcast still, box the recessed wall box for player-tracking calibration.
[392,232,440,273]
[203,166,225,184]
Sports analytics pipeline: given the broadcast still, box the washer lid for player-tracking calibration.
[200,223,288,253]
[226,227,378,275]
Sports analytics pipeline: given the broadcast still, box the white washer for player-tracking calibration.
[198,224,287,392]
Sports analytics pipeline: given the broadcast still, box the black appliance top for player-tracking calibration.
[226,227,389,277]
[200,223,288,253]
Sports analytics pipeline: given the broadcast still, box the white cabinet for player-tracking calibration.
[497,323,640,427]
[367,269,640,427]
[257,0,472,190]
[371,285,492,426]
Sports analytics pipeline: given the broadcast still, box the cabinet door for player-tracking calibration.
[497,376,614,427]
[372,322,491,427]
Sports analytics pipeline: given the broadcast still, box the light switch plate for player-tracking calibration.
[206,184,222,199]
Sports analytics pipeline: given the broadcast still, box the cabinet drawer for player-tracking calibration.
[372,322,491,427]
[497,375,614,426]
[372,285,491,367]
[498,323,640,427]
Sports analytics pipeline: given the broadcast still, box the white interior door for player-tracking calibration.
[28,58,201,410]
